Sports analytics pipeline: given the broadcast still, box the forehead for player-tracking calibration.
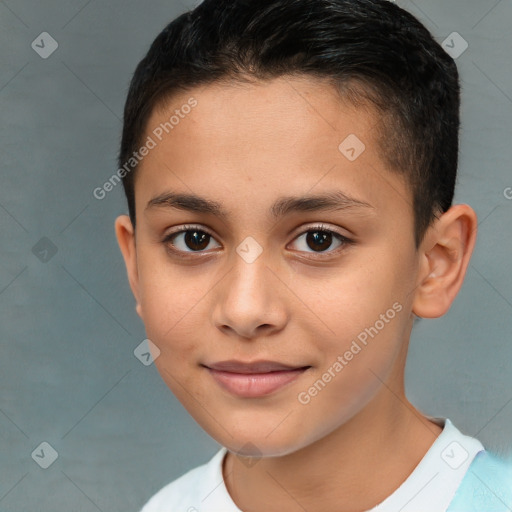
[149,75,373,162]
[136,76,412,223]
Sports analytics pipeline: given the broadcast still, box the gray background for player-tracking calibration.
[0,0,511,510]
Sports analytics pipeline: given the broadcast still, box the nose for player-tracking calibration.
[212,253,289,340]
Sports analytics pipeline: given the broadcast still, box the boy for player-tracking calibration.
[114,0,512,510]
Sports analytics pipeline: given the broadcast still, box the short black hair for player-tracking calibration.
[118,0,460,247]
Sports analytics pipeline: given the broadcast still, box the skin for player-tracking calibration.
[115,75,477,512]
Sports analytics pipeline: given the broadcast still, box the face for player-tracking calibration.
[117,76,423,457]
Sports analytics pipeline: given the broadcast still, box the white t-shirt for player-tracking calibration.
[140,417,484,512]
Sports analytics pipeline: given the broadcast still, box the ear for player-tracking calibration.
[412,204,478,318]
[115,215,143,318]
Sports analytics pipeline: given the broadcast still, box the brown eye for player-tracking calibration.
[305,230,334,252]
[163,225,220,253]
[289,225,351,255]
[183,230,210,251]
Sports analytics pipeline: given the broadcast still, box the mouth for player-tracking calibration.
[202,360,311,398]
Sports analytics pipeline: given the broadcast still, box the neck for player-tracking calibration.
[223,388,443,512]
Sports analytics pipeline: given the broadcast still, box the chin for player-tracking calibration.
[205,418,316,459]
[224,437,302,458]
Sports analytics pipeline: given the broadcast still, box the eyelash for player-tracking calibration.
[161,223,353,260]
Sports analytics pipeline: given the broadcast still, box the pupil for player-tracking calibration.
[307,231,332,252]
[185,230,209,251]
[182,230,332,253]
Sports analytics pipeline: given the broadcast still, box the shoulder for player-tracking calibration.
[448,450,512,512]
[140,448,227,512]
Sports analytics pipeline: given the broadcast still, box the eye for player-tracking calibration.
[162,225,221,254]
[162,223,352,258]
[289,224,352,255]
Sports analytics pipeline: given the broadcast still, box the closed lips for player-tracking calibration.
[203,361,311,398]
[203,360,311,373]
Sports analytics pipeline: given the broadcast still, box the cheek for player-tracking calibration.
[141,278,207,405]
[296,254,408,382]
[137,262,207,362]
[298,254,401,337]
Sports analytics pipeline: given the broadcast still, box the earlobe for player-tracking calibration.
[412,204,478,318]
[114,215,143,318]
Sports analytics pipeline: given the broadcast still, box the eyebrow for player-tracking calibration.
[145,189,374,220]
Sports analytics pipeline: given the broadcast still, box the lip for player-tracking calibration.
[203,360,311,398]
